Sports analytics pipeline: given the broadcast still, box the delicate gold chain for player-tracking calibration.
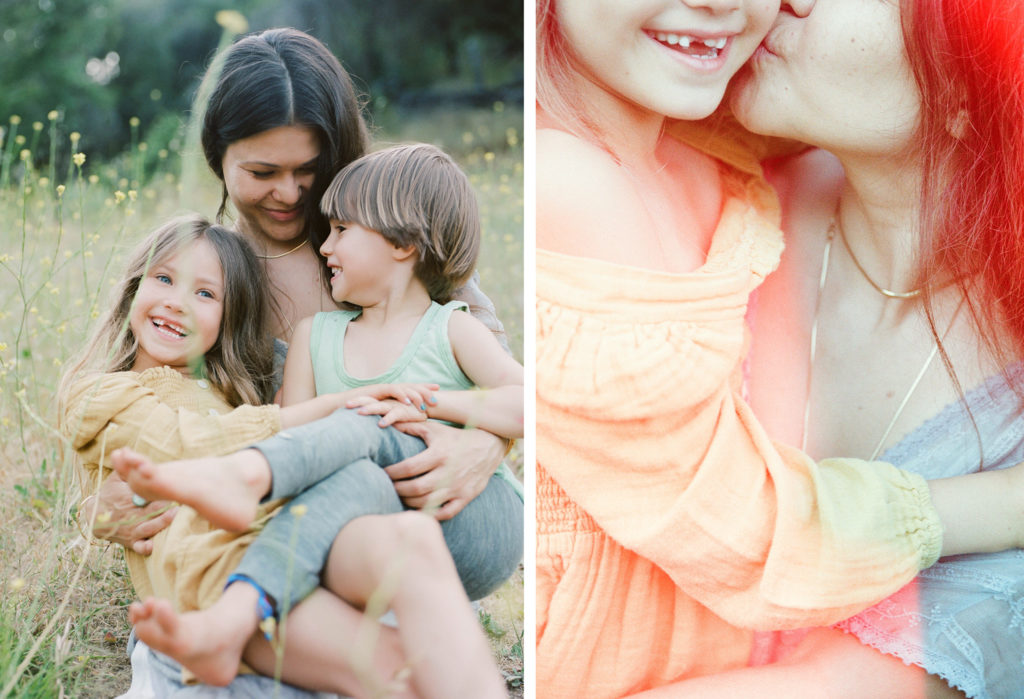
[802,222,963,459]
[833,217,923,299]
[256,238,307,260]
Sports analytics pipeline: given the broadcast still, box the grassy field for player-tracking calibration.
[0,103,524,698]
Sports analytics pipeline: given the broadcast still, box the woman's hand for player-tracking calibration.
[348,396,428,427]
[79,472,177,555]
[385,422,505,520]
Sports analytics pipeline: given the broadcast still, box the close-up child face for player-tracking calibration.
[557,0,779,120]
[129,237,226,374]
[319,219,406,307]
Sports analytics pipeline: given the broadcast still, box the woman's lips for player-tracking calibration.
[264,207,301,222]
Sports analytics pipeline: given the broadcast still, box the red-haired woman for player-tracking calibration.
[634,0,1024,697]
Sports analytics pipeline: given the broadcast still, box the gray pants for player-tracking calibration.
[231,409,523,610]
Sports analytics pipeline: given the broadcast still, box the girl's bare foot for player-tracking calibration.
[111,447,270,531]
[129,586,261,687]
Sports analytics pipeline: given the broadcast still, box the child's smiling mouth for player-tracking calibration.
[152,317,189,339]
[646,31,730,60]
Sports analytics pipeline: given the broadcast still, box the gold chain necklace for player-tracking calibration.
[256,238,307,260]
[834,217,923,299]
[802,223,963,460]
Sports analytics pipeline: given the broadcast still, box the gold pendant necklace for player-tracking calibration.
[802,224,963,459]
[257,238,308,260]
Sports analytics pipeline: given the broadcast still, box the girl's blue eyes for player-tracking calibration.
[153,273,215,299]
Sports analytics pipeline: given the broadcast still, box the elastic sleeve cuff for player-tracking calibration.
[904,471,943,569]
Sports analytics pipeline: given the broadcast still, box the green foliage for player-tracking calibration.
[0,0,523,161]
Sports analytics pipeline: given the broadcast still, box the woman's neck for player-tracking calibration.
[832,152,924,296]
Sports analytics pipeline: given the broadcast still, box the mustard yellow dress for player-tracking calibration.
[64,366,283,613]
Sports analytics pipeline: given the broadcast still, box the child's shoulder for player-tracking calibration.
[537,128,650,257]
[537,128,625,190]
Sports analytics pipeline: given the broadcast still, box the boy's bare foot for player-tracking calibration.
[129,588,260,687]
[111,447,270,531]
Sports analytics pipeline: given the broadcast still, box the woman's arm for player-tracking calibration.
[930,467,1024,555]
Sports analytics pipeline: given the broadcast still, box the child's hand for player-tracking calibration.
[349,396,428,427]
[345,383,439,411]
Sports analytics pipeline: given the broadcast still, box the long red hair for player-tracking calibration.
[904,0,1024,380]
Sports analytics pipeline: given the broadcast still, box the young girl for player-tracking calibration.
[61,209,515,698]
[535,0,1024,697]
[107,144,524,696]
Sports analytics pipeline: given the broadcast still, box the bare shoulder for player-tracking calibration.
[537,128,651,259]
[447,306,496,345]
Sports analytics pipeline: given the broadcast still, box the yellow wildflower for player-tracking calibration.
[138,142,148,152]
[88,174,99,184]
[114,190,126,203]
[32,121,42,132]
[47,110,59,121]
[129,116,140,127]
[19,149,30,161]
[9,115,20,125]
[56,184,65,196]
[216,10,249,35]
[72,152,86,167]
[38,176,49,187]
[69,131,81,144]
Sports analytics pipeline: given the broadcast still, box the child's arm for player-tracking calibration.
[431,310,524,438]
[278,315,438,427]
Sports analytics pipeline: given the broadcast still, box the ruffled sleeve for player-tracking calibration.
[536,246,942,631]
[64,367,281,491]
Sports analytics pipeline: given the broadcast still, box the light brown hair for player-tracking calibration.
[59,215,274,409]
[321,144,480,303]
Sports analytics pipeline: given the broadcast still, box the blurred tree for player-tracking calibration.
[0,0,522,165]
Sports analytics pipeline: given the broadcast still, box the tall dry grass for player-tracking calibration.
[0,99,524,697]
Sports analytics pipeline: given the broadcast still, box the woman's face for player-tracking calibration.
[730,0,920,155]
[557,0,780,121]
[221,125,320,244]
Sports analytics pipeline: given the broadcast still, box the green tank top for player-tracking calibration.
[310,300,523,499]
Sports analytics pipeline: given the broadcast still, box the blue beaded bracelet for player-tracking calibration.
[225,573,276,641]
